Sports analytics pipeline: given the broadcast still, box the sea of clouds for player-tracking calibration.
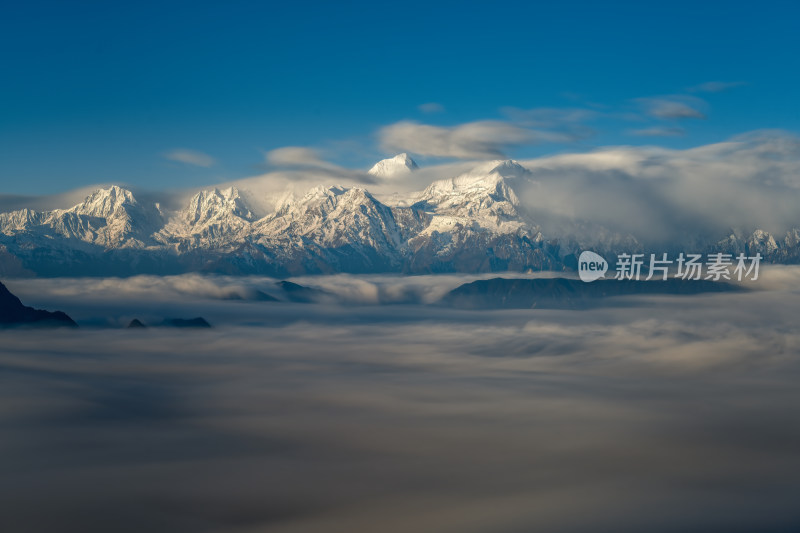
[2,271,800,532]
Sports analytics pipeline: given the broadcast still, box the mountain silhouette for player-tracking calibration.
[275,281,330,303]
[442,277,741,309]
[162,317,212,328]
[0,280,77,327]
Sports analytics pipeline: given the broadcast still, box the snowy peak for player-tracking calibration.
[274,185,342,216]
[417,160,526,208]
[747,229,779,254]
[256,183,403,254]
[454,159,528,182]
[301,184,350,202]
[488,159,527,176]
[184,186,255,225]
[69,186,139,218]
[368,153,419,178]
[408,160,532,237]
[155,186,256,246]
[276,185,376,215]
[0,185,167,248]
[0,208,44,233]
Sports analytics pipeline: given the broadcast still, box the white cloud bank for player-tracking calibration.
[629,126,685,137]
[515,130,800,243]
[689,80,748,93]
[265,146,336,169]
[378,120,569,159]
[418,102,445,114]
[636,95,708,120]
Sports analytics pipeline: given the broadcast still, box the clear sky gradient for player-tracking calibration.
[2,0,799,194]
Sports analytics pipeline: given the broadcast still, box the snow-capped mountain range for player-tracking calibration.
[1,155,799,277]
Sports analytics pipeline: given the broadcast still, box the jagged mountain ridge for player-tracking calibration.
[156,187,255,249]
[1,158,799,277]
[0,185,164,249]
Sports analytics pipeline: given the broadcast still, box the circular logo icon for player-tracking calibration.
[578,251,608,282]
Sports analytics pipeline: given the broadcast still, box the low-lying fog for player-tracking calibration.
[2,269,800,532]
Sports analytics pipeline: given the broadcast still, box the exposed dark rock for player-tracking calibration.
[162,317,212,328]
[221,289,280,302]
[441,277,742,310]
[275,281,329,303]
[0,280,77,327]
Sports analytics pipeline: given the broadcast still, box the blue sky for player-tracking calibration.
[2,0,799,195]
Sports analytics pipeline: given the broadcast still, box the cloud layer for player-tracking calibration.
[517,130,800,243]
[418,102,445,114]
[163,149,216,167]
[265,146,335,169]
[378,120,567,159]
[689,80,747,93]
[636,95,707,120]
[2,276,800,532]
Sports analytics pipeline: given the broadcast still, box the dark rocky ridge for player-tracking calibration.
[163,317,212,328]
[0,280,77,327]
[275,281,330,303]
[442,277,742,309]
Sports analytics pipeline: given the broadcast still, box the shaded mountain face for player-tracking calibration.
[441,277,742,310]
[0,281,77,327]
[1,159,799,277]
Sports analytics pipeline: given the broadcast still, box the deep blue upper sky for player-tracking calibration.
[2,0,799,194]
